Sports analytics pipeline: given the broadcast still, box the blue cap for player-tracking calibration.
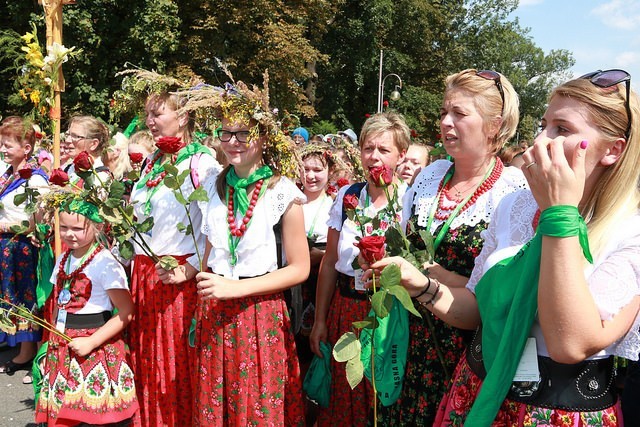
[292,127,309,143]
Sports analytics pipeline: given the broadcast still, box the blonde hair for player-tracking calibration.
[67,115,110,157]
[550,78,640,256]
[444,69,519,154]
[107,132,132,180]
[128,130,156,156]
[359,111,411,153]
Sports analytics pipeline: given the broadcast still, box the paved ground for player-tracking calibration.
[0,344,37,427]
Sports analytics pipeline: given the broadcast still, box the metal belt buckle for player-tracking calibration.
[510,379,541,398]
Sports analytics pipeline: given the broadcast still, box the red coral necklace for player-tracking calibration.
[227,179,264,237]
[143,152,171,188]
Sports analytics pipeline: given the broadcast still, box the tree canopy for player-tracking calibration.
[0,0,573,144]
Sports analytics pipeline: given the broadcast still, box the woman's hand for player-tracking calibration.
[361,256,428,297]
[309,321,328,357]
[521,137,587,210]
[155,263,188,285]
[68,336,97,357]
[195,271,239,301]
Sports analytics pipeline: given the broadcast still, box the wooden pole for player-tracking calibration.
[42,0,75,256]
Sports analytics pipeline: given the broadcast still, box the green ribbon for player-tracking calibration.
[62,199,104,223]
[123,116,140,138]
[225,166,273,266]
[136,142,211,215]
[35,224,54,308]
[468,205,592,426]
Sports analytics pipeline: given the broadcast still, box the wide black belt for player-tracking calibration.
[66,311,112,329]
[337,272,369,301]
[466,325,617,411]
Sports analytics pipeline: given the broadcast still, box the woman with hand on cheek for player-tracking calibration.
[365,70,640,426]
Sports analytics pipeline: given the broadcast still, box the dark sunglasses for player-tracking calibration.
[579,69,632,139]
[476,70,505,114]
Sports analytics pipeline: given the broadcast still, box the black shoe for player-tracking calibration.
[0,358,34,375]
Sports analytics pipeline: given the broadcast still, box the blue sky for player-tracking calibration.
[511,0,640,90]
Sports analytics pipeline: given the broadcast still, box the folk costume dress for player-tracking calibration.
[434,190,640,426]
[128,143,220,427]
[35,245,138,426]
[376,159,527,426]
[193,169,306,426]
[0,161,48,345]
[317,182,407,427]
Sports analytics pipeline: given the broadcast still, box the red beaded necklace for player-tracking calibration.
[56,244,103,303]
[435,158,504,220]
[227,179,264,237]
[143,152,170,188]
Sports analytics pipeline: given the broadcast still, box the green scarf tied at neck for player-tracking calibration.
[226,166,274,215]
[468,205,593,426]
[225,165,273,266]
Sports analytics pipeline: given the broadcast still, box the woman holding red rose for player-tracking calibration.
[310,111,409,427]
[63,115,112,183]
[366,69,527,426]
[0,116,48,376]
[127,89,221,427]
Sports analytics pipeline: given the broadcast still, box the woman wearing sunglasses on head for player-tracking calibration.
[371,69,527,426]
[364,69,640,425]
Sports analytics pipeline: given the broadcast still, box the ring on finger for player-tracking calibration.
[525,161,537,169]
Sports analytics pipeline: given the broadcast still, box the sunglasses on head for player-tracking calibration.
[579,69,632,139]
[476,70,505,114]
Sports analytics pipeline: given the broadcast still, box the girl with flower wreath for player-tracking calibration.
[127,88,221,427]
[309,111,410,427]
[185,80,309,426]
[0,116,48,378]
[35,200,138,426]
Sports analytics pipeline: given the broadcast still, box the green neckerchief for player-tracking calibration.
[136,142,211,215]
[226,165,273,266]
[426,158,497,252]
[468,205,592,426]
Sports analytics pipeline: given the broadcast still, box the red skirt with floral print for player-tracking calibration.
[192,292,305,426]
[128,255,197,427]
[434,353,622,427]
[35,328,138,426]
[316,288,374,427]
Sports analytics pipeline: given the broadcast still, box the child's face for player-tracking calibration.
[59,212,98,253]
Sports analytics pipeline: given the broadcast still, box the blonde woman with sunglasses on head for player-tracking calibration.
[365,70,640,426]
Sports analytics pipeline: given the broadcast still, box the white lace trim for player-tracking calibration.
[408,160,528,233]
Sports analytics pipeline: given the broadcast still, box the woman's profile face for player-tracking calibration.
[145,99,181,141]
[439,90,495,161]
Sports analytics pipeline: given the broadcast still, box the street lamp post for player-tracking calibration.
[377,49,403,113]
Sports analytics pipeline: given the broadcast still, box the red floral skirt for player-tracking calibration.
[128,255,197,427]
[34,328,138,426]
[434,354,622,426]
[192,292,305,426]
[316,288,374,427]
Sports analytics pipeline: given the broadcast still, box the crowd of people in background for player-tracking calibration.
[0,65,638,427]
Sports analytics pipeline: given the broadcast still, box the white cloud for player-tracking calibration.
[591,0,640,30]
[615,51,640,68]
[519,0,544,6]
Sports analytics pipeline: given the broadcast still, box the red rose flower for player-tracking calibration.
[336,177,349,188]
[410,129,419,138]
[383,100,389,107]
[365,113,371,118]
[369,164,394,187]
[73,151,94,172]
[326,184,338,196]
[128,152,144,163]
[156,136,186,154]
[354,235,386,263]
[49,168,70,186]
[343,194,359,211]
[451,384,470,410]
[18,168,33,179]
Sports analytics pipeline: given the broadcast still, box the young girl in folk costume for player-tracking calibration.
[181,78,310,426]
[35,200,138,426]
[127,80,221,426]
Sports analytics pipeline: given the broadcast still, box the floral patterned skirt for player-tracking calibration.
[34,327,138,426]
[317,287,374,427]
[0,233,42,345]
[434,354,622,426]
[128,255,197,427]
[192,292,305,426]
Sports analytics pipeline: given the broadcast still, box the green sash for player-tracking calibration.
[468,205,592,426]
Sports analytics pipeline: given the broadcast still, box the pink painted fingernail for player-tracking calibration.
[580,140,588,149]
